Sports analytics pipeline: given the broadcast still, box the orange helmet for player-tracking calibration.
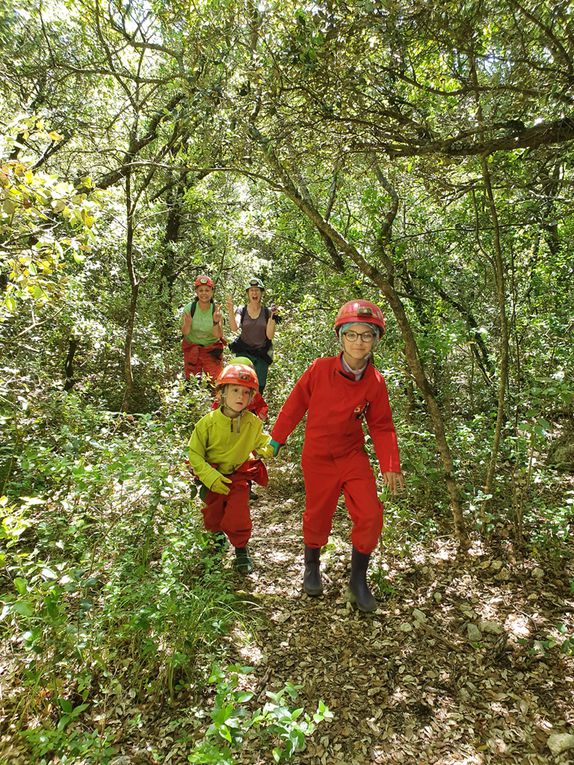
[333,300,386,333]
[194,274,215,288]
[215,364,258,390]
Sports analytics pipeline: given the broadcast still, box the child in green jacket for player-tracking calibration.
[188,363,274,573]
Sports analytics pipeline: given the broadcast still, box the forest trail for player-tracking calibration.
[218,463,574,765]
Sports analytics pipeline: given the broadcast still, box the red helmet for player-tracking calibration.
[194,274,215,288]
[333,300,386,333]
[215,364,258,390]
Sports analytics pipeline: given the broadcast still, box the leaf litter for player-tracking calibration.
[3,464,573,765]
[227,466,574,765]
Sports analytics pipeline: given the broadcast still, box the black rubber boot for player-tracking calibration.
[234,545,254,574]
[303,545,323,596]
[348,547,377,612]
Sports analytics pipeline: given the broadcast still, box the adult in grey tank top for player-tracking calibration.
[225,277,280,392]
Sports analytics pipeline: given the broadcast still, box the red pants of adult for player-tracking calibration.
[201,460,268,548]
[182,341,224,381]
[301,448,383,554]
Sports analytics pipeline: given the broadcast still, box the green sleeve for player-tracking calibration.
[188,421,224,489]
[253,425,274,459]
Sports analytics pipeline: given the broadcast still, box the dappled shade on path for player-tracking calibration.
[227,464,574,765]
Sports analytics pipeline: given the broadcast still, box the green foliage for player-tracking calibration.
[188,664,333,764]
[1,0,573,757]
[0,388,249,761]
[0,116,100,318]
[530,621,574,658]
[22,724,117,765]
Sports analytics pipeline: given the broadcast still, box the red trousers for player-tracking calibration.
[301,448,383,554]
[182,339,224,381]
[201,460,268,548]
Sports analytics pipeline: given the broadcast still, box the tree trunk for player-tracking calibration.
[157,184,183,345]
[373,274,467,545]
[481,156,510,499]
[63,336,78,391]
[122,165,139,412]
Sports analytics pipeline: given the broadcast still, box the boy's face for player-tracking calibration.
[222,384,252,416]
[341,322,375,366]
[195,284,214,302]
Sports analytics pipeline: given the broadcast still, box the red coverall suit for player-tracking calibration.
[181,338,225,381]
[201,459,268,547]
[271,355,401,554]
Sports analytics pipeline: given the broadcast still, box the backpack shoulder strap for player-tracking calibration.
[238,305,269,323]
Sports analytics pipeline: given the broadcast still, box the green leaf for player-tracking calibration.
[12,600,34,617]
[13,577,28,595]
[58,698,74,714]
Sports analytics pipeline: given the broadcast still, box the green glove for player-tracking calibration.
[270,439,283,457]
[211,475,232,495]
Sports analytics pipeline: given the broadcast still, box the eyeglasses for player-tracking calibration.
[343,330,375,343]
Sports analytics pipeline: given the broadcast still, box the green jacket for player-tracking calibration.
[188,407,273,490]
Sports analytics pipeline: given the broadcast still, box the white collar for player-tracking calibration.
[340,355,368,380]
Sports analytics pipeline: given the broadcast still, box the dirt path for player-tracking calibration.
[229,465,574,765]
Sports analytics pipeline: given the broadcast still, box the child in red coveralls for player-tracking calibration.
[270,300,405,612]
[189,363,274,573]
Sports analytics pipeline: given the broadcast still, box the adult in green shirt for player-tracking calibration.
[181,275,224,382]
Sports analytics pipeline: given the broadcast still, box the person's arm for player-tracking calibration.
[266,308,277,340]
[188,422,225,490]
[181,309,192,338]
[382,471,406,494]
[255,394,268,421]
[226,295,239,333]
[365,376,402,475]
[253,426,274,459]
[271,362,315,445]
[212,303,223,340]
[266,303,284,339]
